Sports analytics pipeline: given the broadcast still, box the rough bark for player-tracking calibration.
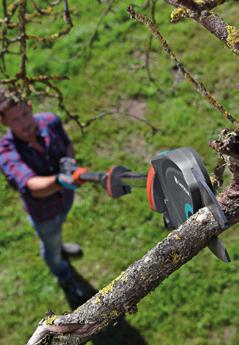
[193,11,239,54]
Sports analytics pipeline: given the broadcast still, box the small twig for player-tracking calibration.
[27,75,68,82]
[83,109,159,134]
[63,0,72,26]
[32,1,54,16]
[1,0,9,72]
[82,110,116,127]
[27,0,73,44]
[0,46,20,58]
[145,0,158,83]
[8,1,19,19]
[2,0,8,18]
[40,80,85,133]
[124,111,158,135]
[54,0,116,66]
[18,0,29,96]
[0,19,18,29]
[88,0,115,48]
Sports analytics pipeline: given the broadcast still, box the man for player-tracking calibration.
[0,87,87,303]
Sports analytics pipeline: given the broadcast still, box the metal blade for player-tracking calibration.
[191,168,230,262]
[80,171,147,188]
[80,172,105,183]
[208,237,231,263]
[119,172,147,188]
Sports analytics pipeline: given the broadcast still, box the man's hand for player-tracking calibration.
[72,167,89,186]
[56,167,89,190]
[59,157,77,175]
[55,173,77,190]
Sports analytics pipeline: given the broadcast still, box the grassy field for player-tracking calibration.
[1,1,239,344]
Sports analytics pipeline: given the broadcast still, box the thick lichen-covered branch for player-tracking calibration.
[27,185,239,345]
[25,207,221,344]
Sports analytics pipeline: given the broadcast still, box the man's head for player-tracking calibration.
[0,87,36,142]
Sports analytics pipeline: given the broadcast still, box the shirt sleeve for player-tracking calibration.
[0,144,36,193]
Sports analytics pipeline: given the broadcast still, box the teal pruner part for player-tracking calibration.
[184,203,193,220]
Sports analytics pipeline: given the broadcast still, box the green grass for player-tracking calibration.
[1,1,239,345]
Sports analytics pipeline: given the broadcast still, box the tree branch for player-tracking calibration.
[127,6,238,125]
[165,0,239,56]
[196,11,239,54]
[144,0,158,83]
[26,187,239,345]
[18,0,29,95]
[87,0,115,48]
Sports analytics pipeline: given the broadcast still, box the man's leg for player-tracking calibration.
[29,212,86,305]
[31,212,71,282]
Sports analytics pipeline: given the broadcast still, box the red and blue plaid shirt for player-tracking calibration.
[0,113,74,223]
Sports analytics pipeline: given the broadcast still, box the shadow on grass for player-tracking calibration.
[60,264,148,345]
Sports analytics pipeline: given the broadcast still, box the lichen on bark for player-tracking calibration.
[226,25,239,52]
[170,8,191,22]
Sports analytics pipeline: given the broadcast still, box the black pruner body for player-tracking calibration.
[150,147,229,262]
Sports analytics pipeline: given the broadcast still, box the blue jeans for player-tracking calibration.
[29,211,71,282]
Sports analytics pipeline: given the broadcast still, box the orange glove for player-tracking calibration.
[72,167,89,186]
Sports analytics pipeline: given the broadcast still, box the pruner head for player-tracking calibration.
[147,147,230,262]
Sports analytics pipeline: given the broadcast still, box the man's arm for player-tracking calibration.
[27,143,75,198]
[26,175,62,198]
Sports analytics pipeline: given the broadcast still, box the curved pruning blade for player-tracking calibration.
[208,237,231,263]
[192,168,230,262]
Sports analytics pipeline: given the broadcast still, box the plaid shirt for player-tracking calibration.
[0,113,74,223]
